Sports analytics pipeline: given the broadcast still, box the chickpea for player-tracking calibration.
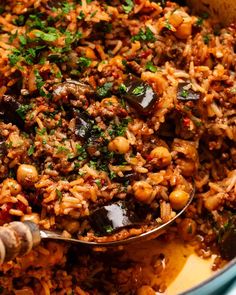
[133,181,154,203]
[169,190,190,210]
[175,21,192,39]
[2,178,21,196]
[150,146,171,167]
[178,218,197,241]
[108,136,130,154]
[21,213,40,224]
[17,164,39,188]
[137,286,156,295]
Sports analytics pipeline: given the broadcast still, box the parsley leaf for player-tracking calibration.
[97,82,113,98]
[56,189,63,202]
[16,104,32,120]
[132,85,145,95]
[28,145,35,156]
[122,0,134,14]
[132,27,156,42]
[145,61,157,73]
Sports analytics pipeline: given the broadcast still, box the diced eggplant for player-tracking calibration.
[121,75,159,115]
[219,219,236,260]
[177,83,200,101]
[89,200,148,236]
[0,135,7,157]
[0,95,25,129]
[53,79,94,101]
[74,111,94,140]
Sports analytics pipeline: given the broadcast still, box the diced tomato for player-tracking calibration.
[183,117,191,127]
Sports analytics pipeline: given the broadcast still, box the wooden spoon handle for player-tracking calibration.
[0,221,41,264]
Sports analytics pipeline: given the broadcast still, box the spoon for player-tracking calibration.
[0,187,194,264]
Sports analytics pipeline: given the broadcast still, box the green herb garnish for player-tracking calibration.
[122,0,134,14]
[132,27,156,42]
[132,85,145,95]
[145,61,157,73]
[28,145,35,156]
[97,82,113,97]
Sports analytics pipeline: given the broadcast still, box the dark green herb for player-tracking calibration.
[19,35,27,45]
[77,57,91,70]
[145,61,157,73]
[61,2,75,14]
[77,11,85,20]
[36,127,47,135]
[196,17,203,27]
[180,89,188,98]
[16,104,32,120]
[132,27,156,42]
[108,118,131,137]
[97,82,113,97]
[164,20,171,30]
[34,69,47,96]
[8,49,21,66]
[119,83,127,93]
[9,31,18,44]
[122,0,134,14]
[104,225,113,233]
[203,34,211,44]
[132,85,145,95]
[28,145,35,156]
[56,189,63,202]
[13,15,25,26]
[94,179,102,187]
[90,10,98,18]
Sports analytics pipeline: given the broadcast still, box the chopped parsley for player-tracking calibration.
[196,17,203,27]
[77,57,91,71]
[145,61,157,73]
[122,0,134,14]
[164,20,172,30]
[56,189,63,202]
[203,34,211,44]
[8,49,21,66]
[27,145,35,156]
[16,104,32,120]
[132,85,145,95]
[97,82,113,98]
[34,69,47,96]
[13,15,25,26]
[119,83,127,93]
[104,225,113,233]
[34,30,59,42]
[108,118,132,137]
[132,27,156,42]
[180,89,189,98]
[77,11,85,20]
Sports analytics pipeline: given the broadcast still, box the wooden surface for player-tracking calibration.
[187,0,236,25]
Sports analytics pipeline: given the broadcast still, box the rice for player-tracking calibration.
[0,0,235,294]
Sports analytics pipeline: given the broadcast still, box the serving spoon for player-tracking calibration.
[0,187,194,265]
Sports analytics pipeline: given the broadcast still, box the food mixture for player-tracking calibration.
[0,0,235,294]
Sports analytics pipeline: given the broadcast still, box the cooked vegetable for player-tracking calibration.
[108,136,130,154]
[169,190,190,210]
[177,83,200,101]
[0,95,25,129]
[133,181,154,203]
[53,79,94,101]
[17,164,39,188]
[219,218,236,260]
[89,200,147,235]
[74,111,94,140]
[121,75,159,114]
[149,146,172,167]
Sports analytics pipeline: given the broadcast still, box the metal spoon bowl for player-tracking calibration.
[0,186,194,264]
